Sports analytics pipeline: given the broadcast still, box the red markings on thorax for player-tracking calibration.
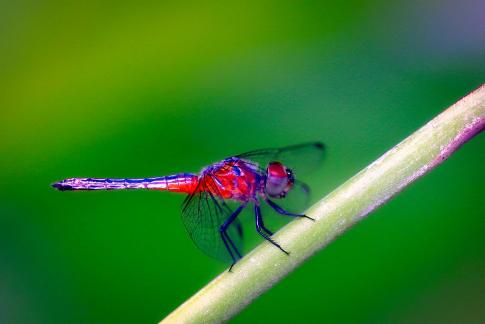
[201,160,259,201]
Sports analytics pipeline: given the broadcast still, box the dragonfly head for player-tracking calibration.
[265,161,294,198]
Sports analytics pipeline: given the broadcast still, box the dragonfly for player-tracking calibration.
[52,142,324,270]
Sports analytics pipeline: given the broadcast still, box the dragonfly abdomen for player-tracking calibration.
[52,173,198,193]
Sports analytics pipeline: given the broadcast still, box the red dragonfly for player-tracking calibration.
[52,142,324,269]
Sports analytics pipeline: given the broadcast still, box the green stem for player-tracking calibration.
[161,85,485,323]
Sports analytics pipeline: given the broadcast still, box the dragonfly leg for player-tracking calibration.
[224,231,241,259]
[254,204,289,255]
[220,232,237,271]
[220,203,247,271]
[255,209,273,236]
[265,198,315,221]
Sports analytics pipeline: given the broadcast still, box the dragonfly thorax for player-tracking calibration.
[203,159,262,202]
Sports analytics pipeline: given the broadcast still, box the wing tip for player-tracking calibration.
[313,142,324,150]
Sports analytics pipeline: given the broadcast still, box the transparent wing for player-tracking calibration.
[236,142,325,175]
[277,180,312,213]
[260,180,312,230]
[181,176,243,263]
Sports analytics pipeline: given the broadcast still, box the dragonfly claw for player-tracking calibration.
[303,215,315,221]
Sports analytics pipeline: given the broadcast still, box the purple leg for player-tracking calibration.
[254,204,289,255]
[220,203,246,271]
[255,209,273,236]
[265,198,315,221]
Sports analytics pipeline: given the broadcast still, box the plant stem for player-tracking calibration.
[161,85,485,323]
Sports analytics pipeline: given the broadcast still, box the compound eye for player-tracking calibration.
[265,162,289,198]
[267,162,287,178]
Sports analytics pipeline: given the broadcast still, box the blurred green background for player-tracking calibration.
[1,1,484,323]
